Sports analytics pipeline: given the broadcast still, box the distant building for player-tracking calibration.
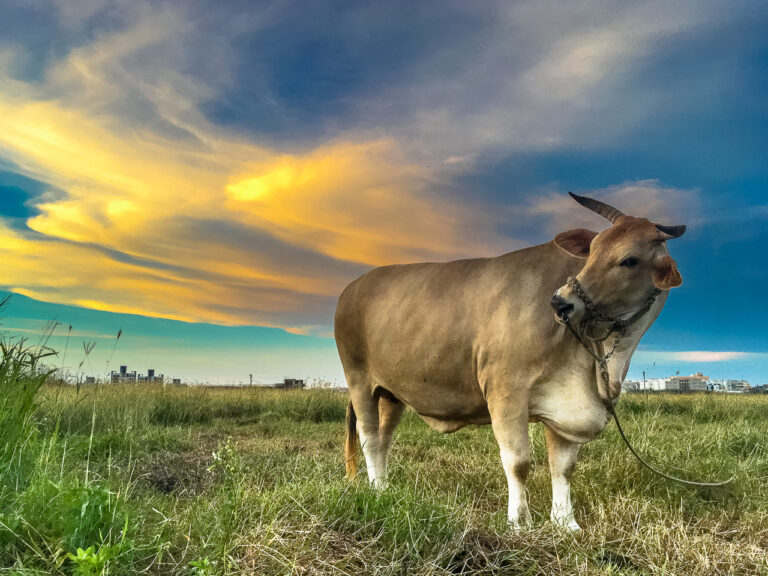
[85,376,96,384]
[623,378,668,393]
[663,378,680,391]
[709,379,726,391]
[667,372,709,392]
[623,380,641,392]
[110,365,163,384]
[726,379,750,393]
[137,368,164,383]
[172,378,183,386]
[643,378,667,391]
[111,365,137,383]
[270,378,306,389]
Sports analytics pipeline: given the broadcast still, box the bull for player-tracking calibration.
[334,193,684,530]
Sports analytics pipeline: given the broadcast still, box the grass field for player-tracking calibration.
[1,343,767,574]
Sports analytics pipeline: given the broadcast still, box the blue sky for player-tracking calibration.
[0,0,766,384]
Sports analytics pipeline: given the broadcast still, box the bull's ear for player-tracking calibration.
[554,228,598,258]
[653,256,683,289]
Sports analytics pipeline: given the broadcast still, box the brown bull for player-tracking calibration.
[334,193,684,530]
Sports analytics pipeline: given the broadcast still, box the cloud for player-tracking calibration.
[0,323,117,341]
[225,141,509,266]
[0,2,512,333]
[637,350,760,363]
[0,0,755,336]
[526,180,699,234]
[344,0,740,163]
[668,351,751,362]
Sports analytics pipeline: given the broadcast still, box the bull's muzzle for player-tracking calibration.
[550,294,574,322]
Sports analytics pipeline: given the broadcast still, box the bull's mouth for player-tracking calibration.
[554,310,570,324]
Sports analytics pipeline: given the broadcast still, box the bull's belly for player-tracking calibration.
[371,369,489,430]
[528,378,611,444]
[419,413,492,433]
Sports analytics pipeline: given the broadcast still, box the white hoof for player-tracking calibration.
[508,513,534,532]
[551,516,581,532]
[371,478,388,490]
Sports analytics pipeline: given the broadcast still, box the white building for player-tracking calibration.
[623,380,641,392]
[667,372,709,392]
[664,378,680,391]
[643,378,667,391]
[709,379,726,391]
[727,379,750,393]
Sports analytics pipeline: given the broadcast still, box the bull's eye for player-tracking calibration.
[620,257,640,268]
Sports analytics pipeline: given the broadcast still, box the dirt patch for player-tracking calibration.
[142,435,220,496]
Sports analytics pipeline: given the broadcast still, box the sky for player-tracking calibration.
[0,0,767,385]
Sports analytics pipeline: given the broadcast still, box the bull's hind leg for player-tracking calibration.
[347,377,387,487]
[545,427,581,531]
[376,393,405,487]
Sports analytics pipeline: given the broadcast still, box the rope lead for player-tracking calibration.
[562,277,734,488]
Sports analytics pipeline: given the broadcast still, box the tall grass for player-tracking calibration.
[1,375,766,574]
[0,339,55,494]
[36,384,347,434]
[0,340,53,449]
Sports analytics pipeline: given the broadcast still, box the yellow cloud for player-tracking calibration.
[0,35,508,331]
[226,142,506,266]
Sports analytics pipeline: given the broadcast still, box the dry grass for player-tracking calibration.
[1,382,767,575]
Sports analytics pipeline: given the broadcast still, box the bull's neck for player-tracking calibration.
[595,290,669,402]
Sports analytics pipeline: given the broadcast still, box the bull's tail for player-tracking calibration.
[344,401,359,479]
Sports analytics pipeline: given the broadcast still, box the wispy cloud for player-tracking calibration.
[0,323,117,341]
[637,351,763,363]
[0,1,511,333]
[348,1,740,163]
[526,180,699,234]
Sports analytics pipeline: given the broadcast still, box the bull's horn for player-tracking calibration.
[655,223,686,239]
[568,192,625,223]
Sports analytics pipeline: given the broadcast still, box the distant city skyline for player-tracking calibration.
[1,2,768,384]
[3,290,766,386]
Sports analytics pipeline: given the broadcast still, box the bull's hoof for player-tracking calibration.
[508,513,534,532]
[371,478,389,490]
[551,516,581,532]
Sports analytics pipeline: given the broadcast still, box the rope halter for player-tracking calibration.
[558,275,734,487]
[565,275,661,333]
[560,275,661,404]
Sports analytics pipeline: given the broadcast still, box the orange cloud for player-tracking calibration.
[226,141,507,266]
[0,47,509,332]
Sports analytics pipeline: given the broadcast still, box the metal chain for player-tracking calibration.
[564,319,621,402]
[566,276,614,322]
[561,279,734,488]
[566,276,661,332]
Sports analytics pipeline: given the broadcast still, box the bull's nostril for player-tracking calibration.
[550,295,574,318]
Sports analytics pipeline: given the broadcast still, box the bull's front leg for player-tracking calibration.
[490,407,533,530]
[545,427,581,531]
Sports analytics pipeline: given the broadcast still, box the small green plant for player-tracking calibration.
[189,557,215,576]
[66,544,113,576]
[207,436,242,479]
